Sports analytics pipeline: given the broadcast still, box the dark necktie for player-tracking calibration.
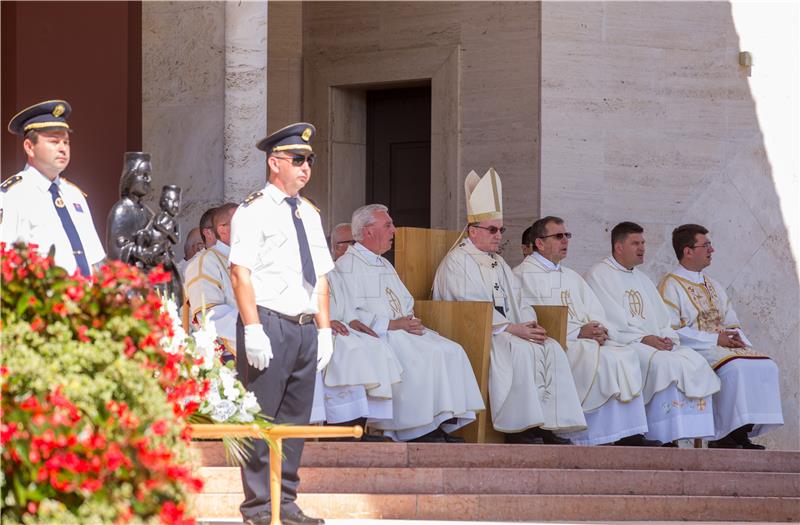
[286,197,317,287]
[48,182,91,276]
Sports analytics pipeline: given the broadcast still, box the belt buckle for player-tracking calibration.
[298,313,313,325]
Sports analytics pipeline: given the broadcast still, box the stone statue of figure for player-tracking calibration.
[137,185,184,305]
[106,152,154,264]
[106,153,184,305]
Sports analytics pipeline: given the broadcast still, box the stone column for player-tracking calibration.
[224,0,268,202]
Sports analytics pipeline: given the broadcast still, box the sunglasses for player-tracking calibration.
[336,240,356,246]
[538,232,572,240]
[472,225,506,235]
[275,153,316,167]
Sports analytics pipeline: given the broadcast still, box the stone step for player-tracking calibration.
[192,441,800,473]
[191,493,800,522]
[197,466,800,498]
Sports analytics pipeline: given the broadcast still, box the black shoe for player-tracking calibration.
[243,512,271,525]
[535,429,573,445]
[504,429,544,444]
[410,429,447,443]
[614,434,662,447]
[708,435,743,449]
[282,509,325,525]
[729,425,765,450]
[442,431,465,443]
[661,441,678,448]
[361,433,393,442]
[738,437,766,450]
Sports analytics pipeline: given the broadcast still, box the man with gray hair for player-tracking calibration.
[177,227,204,280]
[332,204,484,442]
[330,222,356,261]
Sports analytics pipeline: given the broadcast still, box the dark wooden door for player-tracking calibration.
[366,86,431,229]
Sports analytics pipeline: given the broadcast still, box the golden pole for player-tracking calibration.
[269,438,283,525]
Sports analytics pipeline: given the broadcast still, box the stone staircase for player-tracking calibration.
[191,442,800,522]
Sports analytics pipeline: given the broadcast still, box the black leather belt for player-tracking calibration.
[260,306,316,325]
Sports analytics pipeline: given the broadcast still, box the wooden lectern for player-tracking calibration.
[394,227,568,443]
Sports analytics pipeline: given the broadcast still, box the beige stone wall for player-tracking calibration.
[268,1,541,244]
[541,1,799,450]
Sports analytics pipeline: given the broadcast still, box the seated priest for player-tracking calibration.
[184,202,239,357]
[433,169,587,444]
[313,222,403,440]
[333,205,485,442]
[584,222,721,445]
[514,216,656,446]
[177,227,204,280]
[658,224,783,449]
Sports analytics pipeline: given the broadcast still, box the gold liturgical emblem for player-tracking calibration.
[560,290,577,319]
[625,289,645,319]
[301,127,312,142]
[55,197,65,208]
[386,287,403,318]
[52,104,65,117]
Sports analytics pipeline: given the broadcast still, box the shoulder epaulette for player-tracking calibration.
[1,175,22,193]
[301,196,320,213]
[243,191,263,205]
[61,177,88,197]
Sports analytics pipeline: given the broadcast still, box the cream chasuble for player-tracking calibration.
[334,243,484,438]
[584,257,720,404]
[513,254,643,411]
[184,242,237,352]
[433,239,586,433]
[658,266,769,370]
[325,269,403,400]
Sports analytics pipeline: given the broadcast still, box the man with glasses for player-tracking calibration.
[658,224,783,449]
[513,216,657,446]
[177,227,204,279]
[199,206,219,249]
[332,204,484,442]
[433,170,586,444]
[229,123,333,525]
[585,222,720,446]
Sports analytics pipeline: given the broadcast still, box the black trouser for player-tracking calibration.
[236,307,318,519]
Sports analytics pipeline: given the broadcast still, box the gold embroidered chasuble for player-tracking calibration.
[513,254,643,411]
[584,257,720,404]
[433,239,586,433]
[184,242,238,351]
[658,266,769,370]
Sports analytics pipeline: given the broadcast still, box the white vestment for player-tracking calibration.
[183,242,237,352]
[585,257,721,441]
[334,243,484,440]
[513,254,647,444]
[433,239,586,434]
[318,269,402,424]
[659,266,783,439]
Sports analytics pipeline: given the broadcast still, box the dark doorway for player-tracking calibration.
[366,86,431,230]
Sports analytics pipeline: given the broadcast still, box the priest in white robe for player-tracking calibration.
[333,205,485,442]
[312,223,402,439]
[514,216,655,446]
[658,224,783,449]
[433,169,586,444]
[184,203,239,356]
[584,221,721,444]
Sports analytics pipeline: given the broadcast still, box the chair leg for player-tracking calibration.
[694,438,703,448]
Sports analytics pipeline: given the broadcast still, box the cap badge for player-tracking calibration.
[301,127,312,142]
[52,104,65,118]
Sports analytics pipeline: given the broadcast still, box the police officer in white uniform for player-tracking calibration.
[1,100,105,275]
[229,123,334,525]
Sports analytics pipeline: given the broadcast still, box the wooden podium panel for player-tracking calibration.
[394,227,462,300]
[533,305,568,349]
[414,300,503,443]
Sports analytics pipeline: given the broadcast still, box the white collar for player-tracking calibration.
[264,182,304,205]
[532,251,560,271]
[24,164,59,193]
[212,240,230,258]
[353,242,383,266]
[674,264,704,283]
[606,255,634,273]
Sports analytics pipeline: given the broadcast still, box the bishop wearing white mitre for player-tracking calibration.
[315,223,403,438]
[514,216,657,446]
[584,222,721,444]
[658,224,783,449]
[433,169,586,444]
[332,205,485,442]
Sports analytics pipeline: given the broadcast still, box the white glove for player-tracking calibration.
[316,327,333,372]
[244,324,272,370]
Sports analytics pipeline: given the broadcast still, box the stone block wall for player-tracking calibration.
[540,1,799,450]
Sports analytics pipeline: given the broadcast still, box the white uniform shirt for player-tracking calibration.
[1,165,105,274]
[229,183,334,316]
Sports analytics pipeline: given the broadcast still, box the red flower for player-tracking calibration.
[30,317,44,331]
[65,285,85,302]
[151,419,169,436]
[77,325,90,342]
[52,302,68,316]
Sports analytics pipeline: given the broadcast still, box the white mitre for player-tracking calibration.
[465,167,503,222]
